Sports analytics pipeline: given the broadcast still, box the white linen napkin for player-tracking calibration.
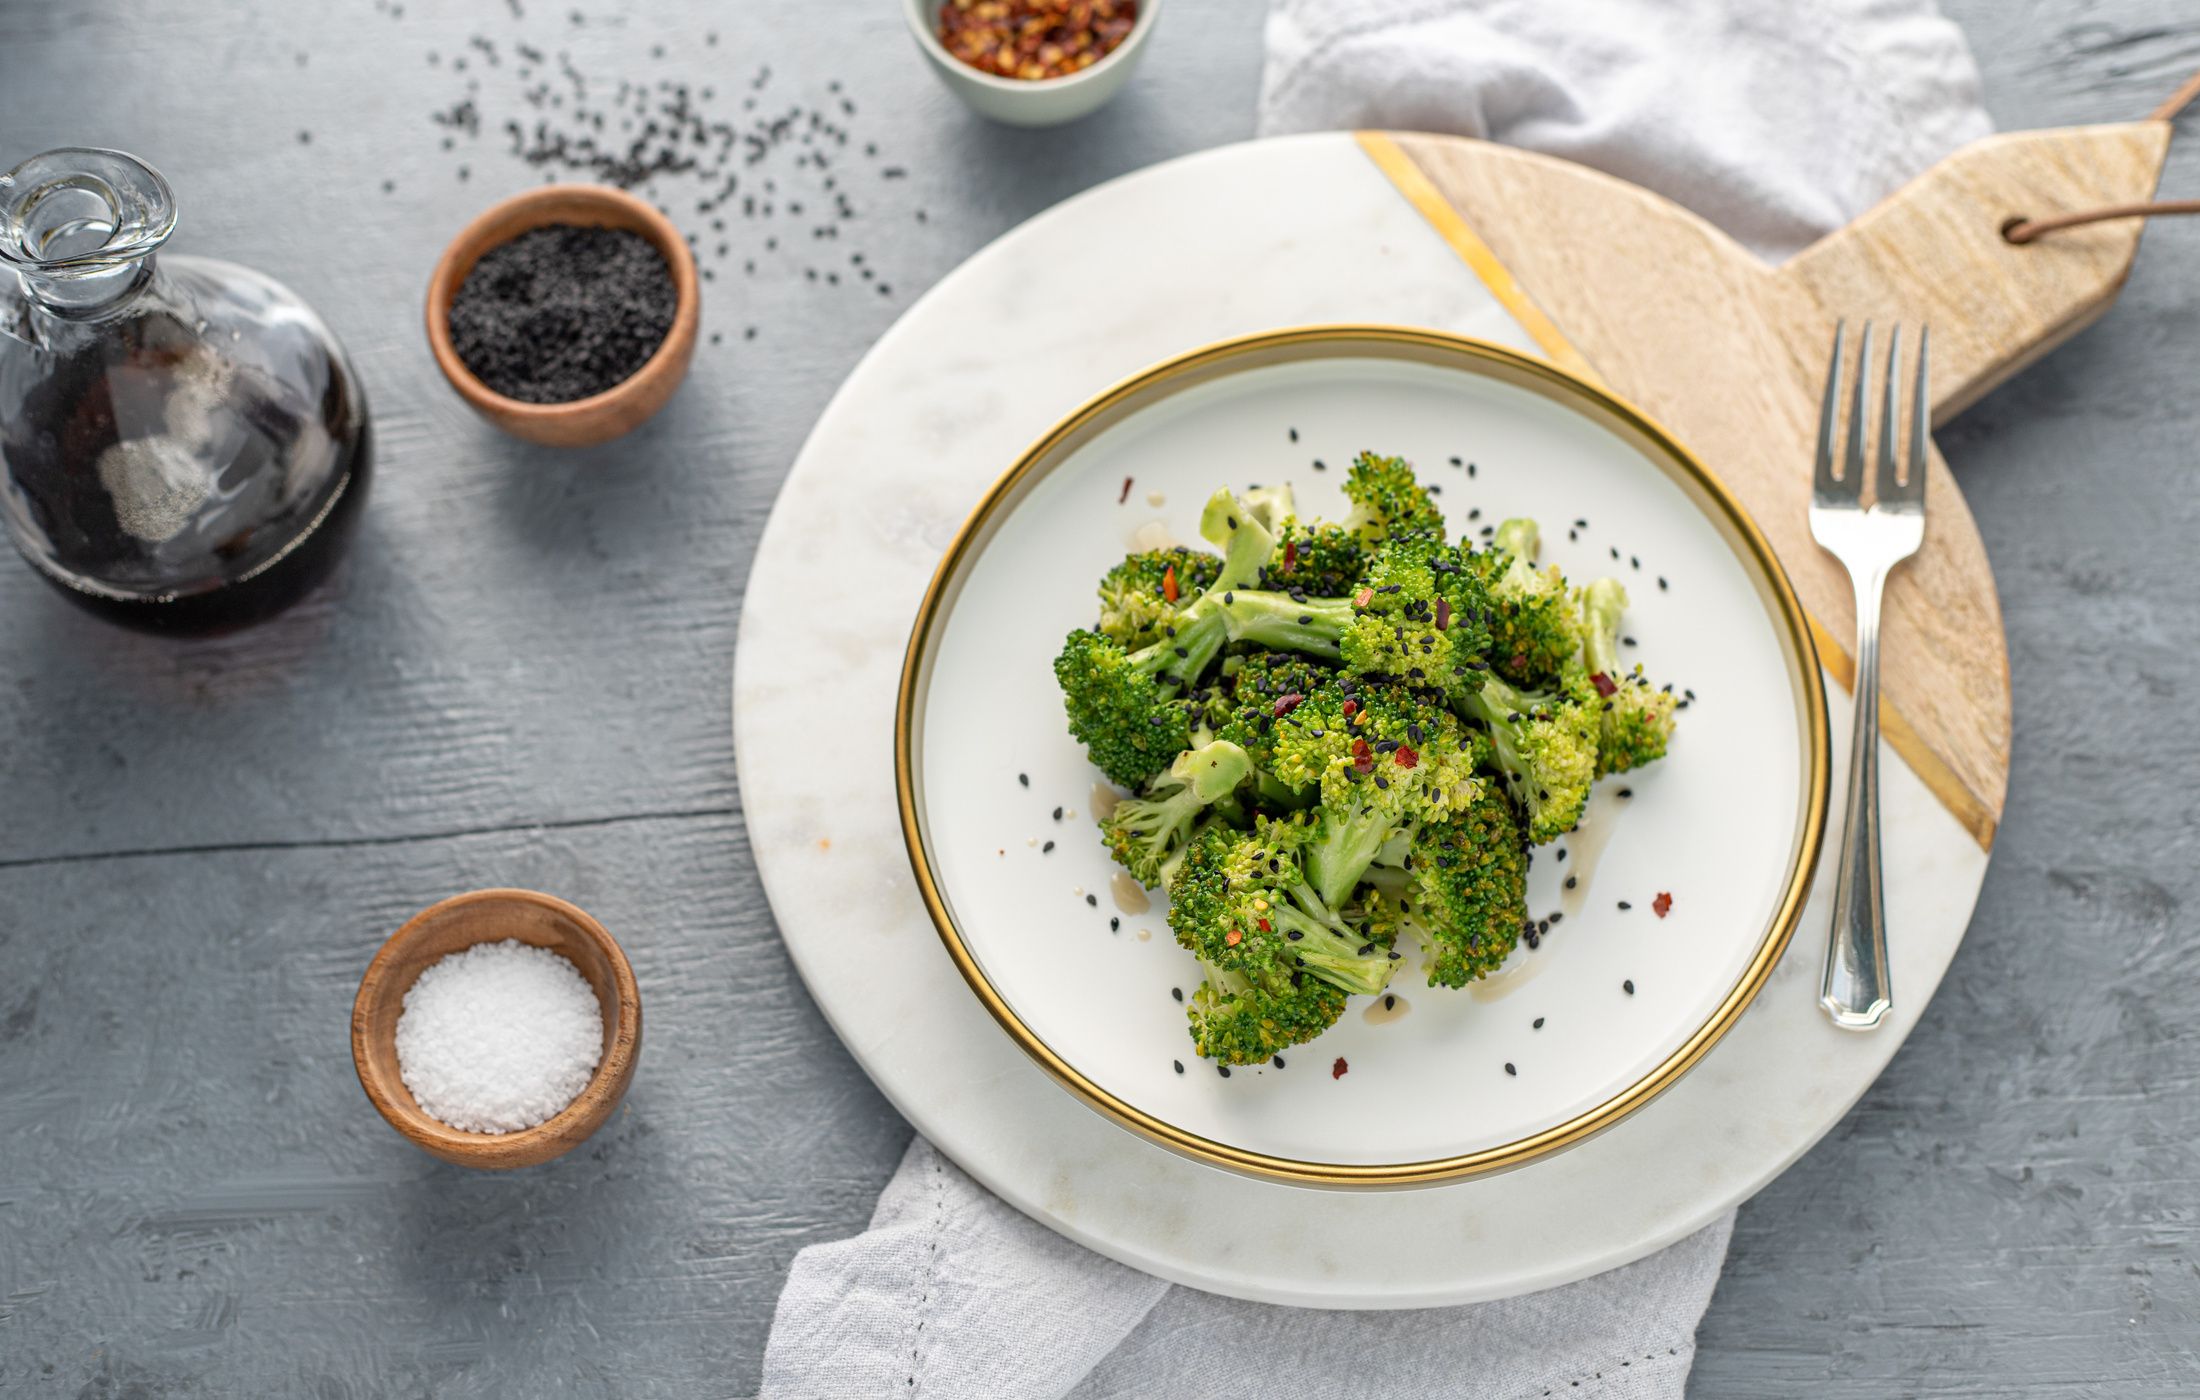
[763,5,1988,1396]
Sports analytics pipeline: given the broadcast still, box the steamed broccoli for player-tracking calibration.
[1053,491,1282,786]
[1363,784,1529,987]
[1458,671,1598,843]
[1262,517,1372,597]
[1099,739,1254,887]
[1095,546,1222,650]
[1342,451,1445,545]
[1576,578,1678,775]
[1337,531,1495,696]
[1265,678,1485,906]
[1466,518,1580,687]
[1186,963,1347,1066]
[1168,820,1394,999]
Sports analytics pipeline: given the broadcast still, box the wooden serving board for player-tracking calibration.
[1359,121,2174,849]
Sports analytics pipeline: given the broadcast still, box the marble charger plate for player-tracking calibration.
[734,133,1992,1306]
[895,326,1829,1187]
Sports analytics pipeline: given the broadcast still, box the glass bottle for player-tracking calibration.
[0,147,371,634]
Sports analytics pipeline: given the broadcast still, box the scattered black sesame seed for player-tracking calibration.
[1449,455,1463,467]
[1218,1065,1231,1079]
[1085,893,1097,907]
[1273,1056,1286,1069]
[1173,1060,1184,1074]
[1533,1016,1545,1029]
[1658,576,1669,590]
[1504,1062,1517,1076]
[1631,555,1641,569]
[1018,772,1029,787]
[1617,787,1633,799]
[1312,458,1326,471]
[1172,986,1183,1002]
[1467,462,1478,477]
[1565,875,1577,889]
[1109,916,1119,932]
[1289,427,1299,442]
[1623,979,1635,995]
[1618,900,1632,911]
[1041,840,1055,854]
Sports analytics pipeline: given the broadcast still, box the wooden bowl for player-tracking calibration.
[425,185,700,447]
[351,888,642,1169]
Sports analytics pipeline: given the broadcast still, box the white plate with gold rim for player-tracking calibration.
[734,132,1994,1305]
[896,326,1828,1186]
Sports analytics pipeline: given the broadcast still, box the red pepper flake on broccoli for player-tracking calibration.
[1652,891,1673,918]
[1393,744,1419,769]
[1161,564,1179,603]
[1589,671,1618,698]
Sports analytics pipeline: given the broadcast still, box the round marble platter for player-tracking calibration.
[734,133,1993,1307]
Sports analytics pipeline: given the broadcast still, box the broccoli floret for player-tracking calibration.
[1364,784,1528,987]
[1266,678,1485,906]
[1053,624,1226,788]
[1337,531,1495,697]
[1054,493,1284,786]
[1095,547,1222,650]
[1458,671,1598,843]
[1168,820,1394,998]
[1466,518,1580,687]
[1342,451,1445,545]
[1186,963,1346,1066]
[1099,740,1253,887]
[1576,578,1677,775]
[1261,518,1370,596]
[1214,653,1337,809]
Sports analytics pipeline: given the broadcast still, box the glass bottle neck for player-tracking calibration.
[0,147,176,320]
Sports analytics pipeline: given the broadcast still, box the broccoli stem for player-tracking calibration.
[1127,606,1228,687]
[1269,896,1391,997]
[1215,592,1355,660]
[1578,577,1628,678]
[1305,799,1401,911]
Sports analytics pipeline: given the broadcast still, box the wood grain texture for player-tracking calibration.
[1390,121,2167,849]
[0,0,2196,1394]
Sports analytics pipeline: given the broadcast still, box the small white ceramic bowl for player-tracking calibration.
[904,0,1160,127]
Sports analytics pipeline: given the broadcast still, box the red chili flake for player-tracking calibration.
[1589,671,1618,698]
[1394,745,1419,769]
[1434,597,1451,631]
[1339,699,1359,718]
[1282,540,1298,572]
[1351,738,1374,772]
[1331,1056,1349,1079]
[1353,587,1374,609]
[1272,692,1305,718]
[1161,564,1179,603]
[1257,918,1271,933]
[1652,891,1673,918]
[1224,928,1242,946]
[1118,475,1134,504]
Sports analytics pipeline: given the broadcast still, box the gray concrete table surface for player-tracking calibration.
[0,2,2192,1395]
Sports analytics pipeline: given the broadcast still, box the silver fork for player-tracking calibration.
[1809,321,1928,1031]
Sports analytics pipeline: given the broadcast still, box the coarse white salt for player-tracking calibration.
[394,939,604,1135]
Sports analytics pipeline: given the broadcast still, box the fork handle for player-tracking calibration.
[1821,567,1893,1030]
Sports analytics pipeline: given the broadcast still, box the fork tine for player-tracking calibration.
[1875,325,1903,502]
[1843,322,1873,495]
[1905,325,1931,502]
[1815,321,1848,499]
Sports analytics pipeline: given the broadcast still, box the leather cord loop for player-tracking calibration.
[2002,68,2200,246]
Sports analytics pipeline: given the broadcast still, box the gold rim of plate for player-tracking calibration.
[893,325,1831,1188]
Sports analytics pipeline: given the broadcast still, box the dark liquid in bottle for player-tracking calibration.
[1,261,373,635]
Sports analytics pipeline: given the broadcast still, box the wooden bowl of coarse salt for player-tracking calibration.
[351,888,641,1169]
